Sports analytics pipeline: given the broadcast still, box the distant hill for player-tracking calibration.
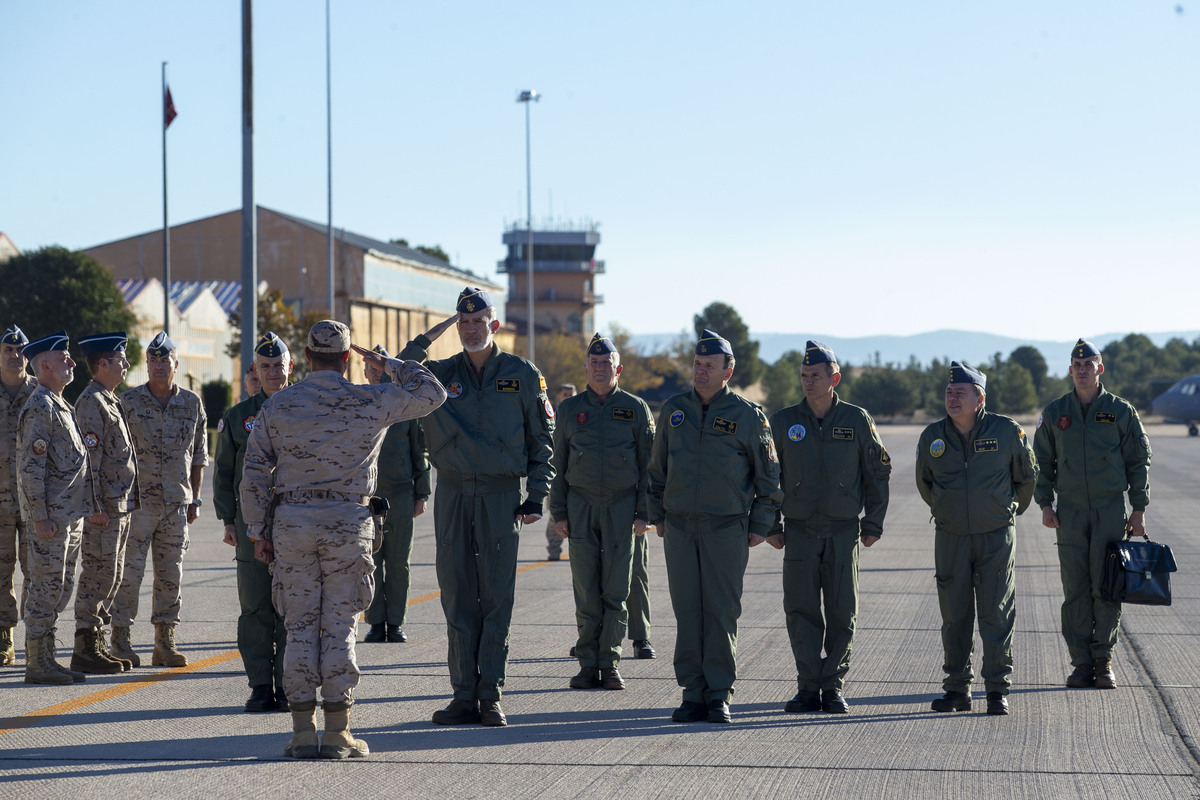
[630,330,1200,376]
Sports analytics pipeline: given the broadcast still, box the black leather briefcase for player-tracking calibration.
[1101,536,1177,606]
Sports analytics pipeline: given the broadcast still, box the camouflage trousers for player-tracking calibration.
[0,513,30,628]
[24,517,83,639]
[74,512,132,630]
[271,497,375,706]
[111,504,189,627]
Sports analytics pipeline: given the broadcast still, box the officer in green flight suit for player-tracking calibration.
[916,361,1037,717]
[213,332,293,713]
[1033,338,1151,691]
[767,340,890,715]
[648,329,782,724]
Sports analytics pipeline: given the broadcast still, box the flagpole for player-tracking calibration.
[326,0,334,319]
[162,61,171,336]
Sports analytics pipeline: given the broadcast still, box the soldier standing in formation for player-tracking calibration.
[111,332,208,668]
[550,333,654,692]
[17,331,95,685]
[361,344,431,646]
[70,332,139,675]
[213,332,293,712]
[544,382,576,561]
[768,340,890,715]
[1034,338,1152,690]
[0,325,37,667]
[916,361,1037,716]
[241,320,445,759]
[648,329,782,724]
[399,288,555,728]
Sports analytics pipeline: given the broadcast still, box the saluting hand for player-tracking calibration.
[350,343,386,370]
[424,313,460,343]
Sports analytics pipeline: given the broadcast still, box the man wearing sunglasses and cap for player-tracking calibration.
[0,324,38,667]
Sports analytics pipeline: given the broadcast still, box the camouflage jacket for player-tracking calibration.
[17,385,98,527]
[122,383,208,507]
[76,380,139,515]
[0,374,39,516]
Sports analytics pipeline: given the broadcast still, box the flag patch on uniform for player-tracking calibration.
[712,417,737,434]
[497,379,520,392]
[1094,412,1116,424]
[539,376,547,391]
[973,438,999,453]
[832,427,854,441]
[612,408,634,421]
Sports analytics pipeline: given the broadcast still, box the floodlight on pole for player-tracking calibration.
[517,89,539,362]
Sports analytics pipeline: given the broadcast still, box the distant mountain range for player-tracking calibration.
[631,330,1200,376]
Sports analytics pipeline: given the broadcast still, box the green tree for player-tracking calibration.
[225,289,328,381]
[0,246,141,402]
[1009,345,1048,395]
[389,238,451,264]
[762,350,806,414]
[847,368,918,417]
[692,302,763,388]
[994,361,1037,415]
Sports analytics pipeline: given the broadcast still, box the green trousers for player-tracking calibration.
[782,518,861,692]
[627,533,651,641]
[433,480,520,702]
[1056,500,1127,664]
[662,513,749,704]
[235,514,285,689]
[365,486,415,627]
[934,526,1015,695]
[567,491,635,668]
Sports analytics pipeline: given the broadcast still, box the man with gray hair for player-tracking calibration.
[0,324,38,667]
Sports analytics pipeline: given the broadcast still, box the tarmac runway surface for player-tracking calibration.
[1,423,1197,799]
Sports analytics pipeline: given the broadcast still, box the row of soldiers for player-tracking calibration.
[1,326,206,685]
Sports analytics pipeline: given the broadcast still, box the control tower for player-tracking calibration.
[498,220,604,339]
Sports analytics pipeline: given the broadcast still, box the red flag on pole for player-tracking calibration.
[164,85,178,129]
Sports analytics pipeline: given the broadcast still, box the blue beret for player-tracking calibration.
[1,325,28,346]
[146,331,177,357]
[457,287,494,314]
[1072,338,1101,359]
[23,330,69,360]
[78,332,128,356]
[948,360,986,390]
[696,329,733,357]
[587,333,617,356]
[254,332,290,358]
[371,344,391,358]
[802,340,836,366]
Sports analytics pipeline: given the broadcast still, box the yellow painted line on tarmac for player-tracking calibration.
[4,556,568,737]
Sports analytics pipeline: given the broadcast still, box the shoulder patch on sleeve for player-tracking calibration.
[217,418,225,433]
[31,438,47,456]
[84,431,100,449]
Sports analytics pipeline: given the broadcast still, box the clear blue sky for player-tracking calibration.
[3,1,1197,343]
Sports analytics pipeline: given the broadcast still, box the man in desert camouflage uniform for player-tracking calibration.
[0,324,38,667]
[71,332,140,675]
[111,332,207,668]
[241,320,445,760]
[17,331,97,684]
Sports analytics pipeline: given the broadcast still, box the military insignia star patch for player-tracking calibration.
[973,438,999,453]
[1094,412,1116,424]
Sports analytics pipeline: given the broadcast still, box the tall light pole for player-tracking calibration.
[517,89,539,362]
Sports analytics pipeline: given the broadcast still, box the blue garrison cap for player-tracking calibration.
[254,332,290,359]
[1072,338,1101,359]
[78,332,128,356]
[146,331,177,356]
[802,340,836,366]
[1,325,28,346]
[371,344,391,358]
[696,329,733,357]
[23,330,69,360]
[948,360,986,390]
[457,287,493,314]
[587,333,617,356]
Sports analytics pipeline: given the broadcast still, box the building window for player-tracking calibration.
[566,313,582,334]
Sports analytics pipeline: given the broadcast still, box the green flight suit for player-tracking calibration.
[1033,385,1151,664]
[627,535,651,641]
[648,385,782,704]
[770,393,890,693]
[365,419,431,627]
[916,407,1037,695]
[213,391,285,689]
[400,335,554,702]
[548,385,655,669]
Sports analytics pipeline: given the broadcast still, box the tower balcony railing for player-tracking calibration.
[507,292,605,305]
[496,259,606,275]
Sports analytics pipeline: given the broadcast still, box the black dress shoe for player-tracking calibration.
[600,667,626,690]
[432,699,481,725]
[386,625,407,643]
[784,690,821,713]
[274,689,289,712]
[930,691,972,712]
[671,701,707,723]
[244,684,278,713]
[480,699,507,727]
[986,692,1009,716]
[1066,663,1095,688]
[632,640,656,659]
[821,689,849,714]
[569,668,601,689]
[364,623,386,643]
[706,699,732,723]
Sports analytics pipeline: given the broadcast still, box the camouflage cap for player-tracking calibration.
[307,320,350,353]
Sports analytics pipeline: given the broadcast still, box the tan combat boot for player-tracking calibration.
[45,629,86,682]
[283,700,320,759]
[152,623,188,667]
[319,701,369,759]
[97,627,132,671]
[1,626,15,666]
[70,627,124,675]
[24,634,73,685]
[110,625,141,668]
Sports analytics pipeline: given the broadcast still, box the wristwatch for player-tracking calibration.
[190,497,203,507]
